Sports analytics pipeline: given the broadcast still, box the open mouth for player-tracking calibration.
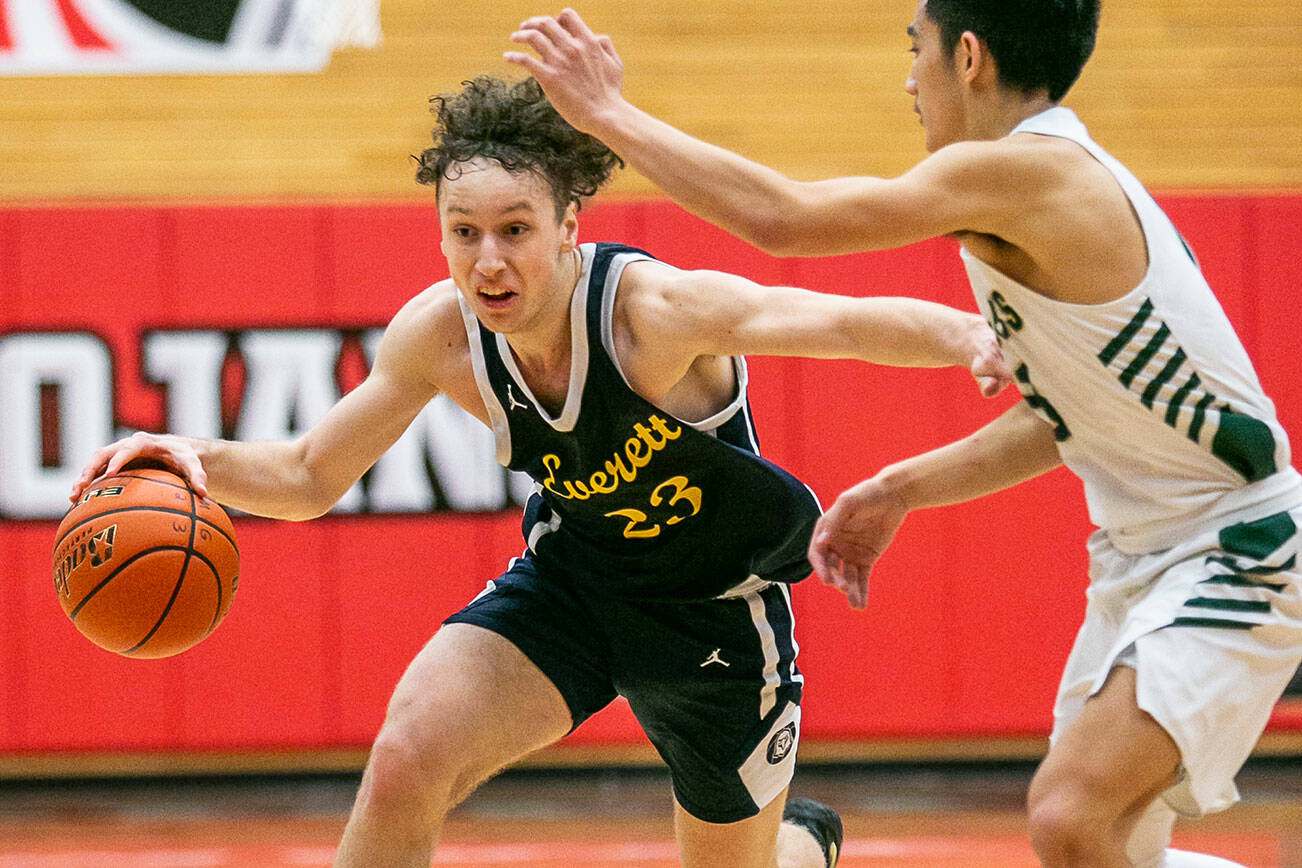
[477,287,518,308]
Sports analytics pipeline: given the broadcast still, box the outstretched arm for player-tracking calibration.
[506,9,1020,257]
[621,261,1013,398]
[70,294,447,519]
[810,400,1063,609]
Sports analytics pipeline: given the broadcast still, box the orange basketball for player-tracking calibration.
[52,467,240,659]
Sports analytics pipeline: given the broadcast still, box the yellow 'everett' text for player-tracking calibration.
[540,414,683,500]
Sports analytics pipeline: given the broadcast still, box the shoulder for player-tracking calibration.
[612,257,728,342]
[611,256,684,324]
[913,135,1079,181]
[374,279,470,387]
[904,136,1095,236]
[606,256,748,378]
[385,280,465,343]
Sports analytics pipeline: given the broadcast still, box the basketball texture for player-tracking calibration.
[53,467,240,658]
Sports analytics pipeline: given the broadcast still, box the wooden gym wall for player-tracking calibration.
[0,0,1299,201]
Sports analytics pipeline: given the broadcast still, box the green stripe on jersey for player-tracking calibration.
[1219,511,1297,560]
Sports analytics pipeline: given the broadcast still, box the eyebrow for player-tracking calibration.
[444,201,535,216]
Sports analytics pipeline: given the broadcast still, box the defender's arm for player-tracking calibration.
[811,401,1064,608]
[507,9,1025,256]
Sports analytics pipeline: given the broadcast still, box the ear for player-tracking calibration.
[955,30,992,87]
[559,203,580,252]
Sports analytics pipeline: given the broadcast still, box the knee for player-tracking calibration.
[359,717,463,818]
[1027,783,1118,867]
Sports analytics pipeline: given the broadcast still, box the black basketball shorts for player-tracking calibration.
[444,552,804,823]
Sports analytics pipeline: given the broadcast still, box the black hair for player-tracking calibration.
[924,0,1100,102]
[415,75,623,219]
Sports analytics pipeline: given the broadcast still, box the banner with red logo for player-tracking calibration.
[0,0,379,75]
[1,196,1298,759]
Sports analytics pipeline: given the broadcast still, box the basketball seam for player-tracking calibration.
[68,546,191,620]
[67,541,228,629]
[108,471,193,492]
[54,505,238,555]
[123,487,199,656]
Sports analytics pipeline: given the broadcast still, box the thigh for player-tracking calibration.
[381,622,573,794]
[615,582,804,824]
[444,556,619,728]
[1032,665,1182,823]
[1055,510,1302,817]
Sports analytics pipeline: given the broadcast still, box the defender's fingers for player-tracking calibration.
[808,514,845,573]
[520,15,578,52]
[597,34,619,61]
[847,570,869,611]
[517,15,558,32]
[503,50,544,74]
[508,27,559,60]
[811,535,846,589]
[557,8,598,40]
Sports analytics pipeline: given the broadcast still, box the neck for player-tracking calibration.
[970,91,1058,140]
[505,246,584,375]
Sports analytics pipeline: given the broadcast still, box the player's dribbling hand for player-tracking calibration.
[70,431,209,503]
[807,476,910,611]
[505,9,625,133]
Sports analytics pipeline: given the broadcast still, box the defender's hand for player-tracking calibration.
[70,431,209,503]
[506,8,625,134]
[807,477,910,611]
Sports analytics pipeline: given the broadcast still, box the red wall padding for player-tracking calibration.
[1,195,1299,757]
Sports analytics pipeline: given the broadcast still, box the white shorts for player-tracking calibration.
[1052,506,1302,817]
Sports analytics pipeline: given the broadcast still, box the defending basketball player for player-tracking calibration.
[507,3,1302,867]
[70,76,1009,868]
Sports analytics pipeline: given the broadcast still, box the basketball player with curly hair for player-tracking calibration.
[72,74,1010,868]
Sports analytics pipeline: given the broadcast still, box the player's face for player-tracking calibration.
[439,158,579,335]
[905,0,966,152]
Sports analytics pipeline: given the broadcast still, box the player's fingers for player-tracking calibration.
[103,442,147,478]
[69,450,112,502]
[178,456,210,499]
[978,375,1005,398]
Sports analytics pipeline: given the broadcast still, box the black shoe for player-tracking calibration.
[782,796,843,867]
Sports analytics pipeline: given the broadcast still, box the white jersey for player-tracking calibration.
[967,107,1302,554]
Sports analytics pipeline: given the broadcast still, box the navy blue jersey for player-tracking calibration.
[459,242,822,600]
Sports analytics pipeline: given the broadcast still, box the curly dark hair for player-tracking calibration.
[416,76,623,219]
